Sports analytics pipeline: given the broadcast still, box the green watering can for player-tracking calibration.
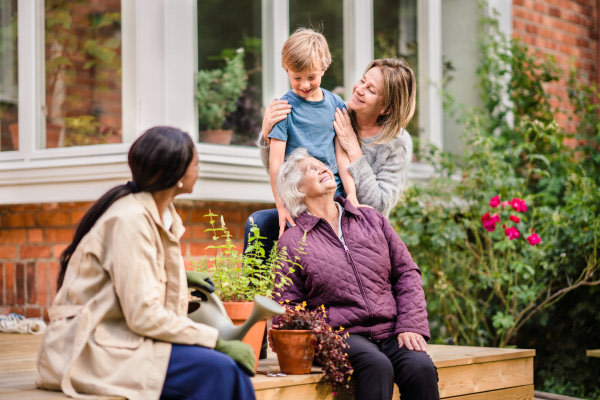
[187,287,285,341]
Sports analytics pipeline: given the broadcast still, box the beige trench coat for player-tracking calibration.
[36,192,219,400]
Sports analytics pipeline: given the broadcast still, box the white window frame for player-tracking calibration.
[0,0,511,206]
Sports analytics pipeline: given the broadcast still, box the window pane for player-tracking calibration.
[197,0,262,146]
[374,0,418,135]
[289,0,344,97]
[0,0,18,152]
[45,0,122,149]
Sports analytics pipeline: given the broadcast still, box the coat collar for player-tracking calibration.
[295,196,362,232]
[132,192,185,240]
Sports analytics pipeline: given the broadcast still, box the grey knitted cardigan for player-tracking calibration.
[257,130,412,217]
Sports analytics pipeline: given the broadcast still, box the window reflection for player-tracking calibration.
[0,0,17,152]
[45,0,122,148]
[197,0,262,146]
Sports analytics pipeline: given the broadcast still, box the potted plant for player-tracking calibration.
[192,212,288,363]
[196,49,248,145]
[269,302,354,394]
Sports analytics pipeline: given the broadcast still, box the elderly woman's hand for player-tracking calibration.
[262,99,292,144]
[397,332,427,352]
[333,108,362,162]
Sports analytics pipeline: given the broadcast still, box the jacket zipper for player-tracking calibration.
[323,218,374,320]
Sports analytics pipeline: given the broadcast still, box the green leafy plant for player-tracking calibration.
[193,212,292,302]
[270,302,354,395]
[196,50,248,131]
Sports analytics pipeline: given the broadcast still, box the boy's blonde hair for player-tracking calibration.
[350,58,417,144]
[281,28,332,72]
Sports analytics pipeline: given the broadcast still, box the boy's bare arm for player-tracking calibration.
[269,139,295,236]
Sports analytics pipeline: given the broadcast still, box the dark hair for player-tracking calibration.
[57,126,195,288]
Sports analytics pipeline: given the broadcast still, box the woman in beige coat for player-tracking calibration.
[36,126,256,400]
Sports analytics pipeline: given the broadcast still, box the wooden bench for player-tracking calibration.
[0,333,535,399]
[586,349,600,358]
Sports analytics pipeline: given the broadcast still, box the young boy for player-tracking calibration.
[268,28,357,236]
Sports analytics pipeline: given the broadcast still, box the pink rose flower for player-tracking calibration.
[509,215,520,223]
[527,231,541,245]
[481,213,500,232]
[489,195,500,208]
[509,198,527,213]
[504,226,520,240]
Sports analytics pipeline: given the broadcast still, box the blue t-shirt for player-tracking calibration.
[268,88,346,194]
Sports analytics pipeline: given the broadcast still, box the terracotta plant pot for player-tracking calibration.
[200,129,234,145]
[8,123,18,150]
[270,329,316,374]
[223,301,266,371]
[9,123,61,149]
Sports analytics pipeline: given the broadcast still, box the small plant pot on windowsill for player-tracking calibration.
[9,123,61,150]
[8,123,18,150]
[200,129,234,145]
[269,329,316,374]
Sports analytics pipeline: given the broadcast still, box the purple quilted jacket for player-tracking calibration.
[274,197,430,341]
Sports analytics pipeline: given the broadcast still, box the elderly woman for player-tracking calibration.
[247,58,415,259]
[37,127,256,400]
[273,148,439,400]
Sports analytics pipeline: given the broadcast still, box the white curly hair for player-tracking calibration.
[276,147,313,218]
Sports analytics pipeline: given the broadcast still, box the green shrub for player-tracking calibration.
[389,5,599,396]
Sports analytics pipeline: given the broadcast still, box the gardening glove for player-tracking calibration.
[215,338,256,376]
[186,270,215,293]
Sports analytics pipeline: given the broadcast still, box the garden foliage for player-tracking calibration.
[388,7,599,395]
[194,212,293,301]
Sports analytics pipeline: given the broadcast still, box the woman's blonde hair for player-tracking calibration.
[351,58,416,143]
[281,28,332,73]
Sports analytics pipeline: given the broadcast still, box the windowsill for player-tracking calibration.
[0,143,435,205]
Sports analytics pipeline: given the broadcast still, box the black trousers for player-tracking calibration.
[346,334,439,400]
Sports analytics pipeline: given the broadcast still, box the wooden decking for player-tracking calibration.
[0,333,535,400]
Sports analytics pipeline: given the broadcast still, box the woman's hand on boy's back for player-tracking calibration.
[262,99,292,144]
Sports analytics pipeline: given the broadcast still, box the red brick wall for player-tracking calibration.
[0,200,271,319]
[512,0,599,131]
